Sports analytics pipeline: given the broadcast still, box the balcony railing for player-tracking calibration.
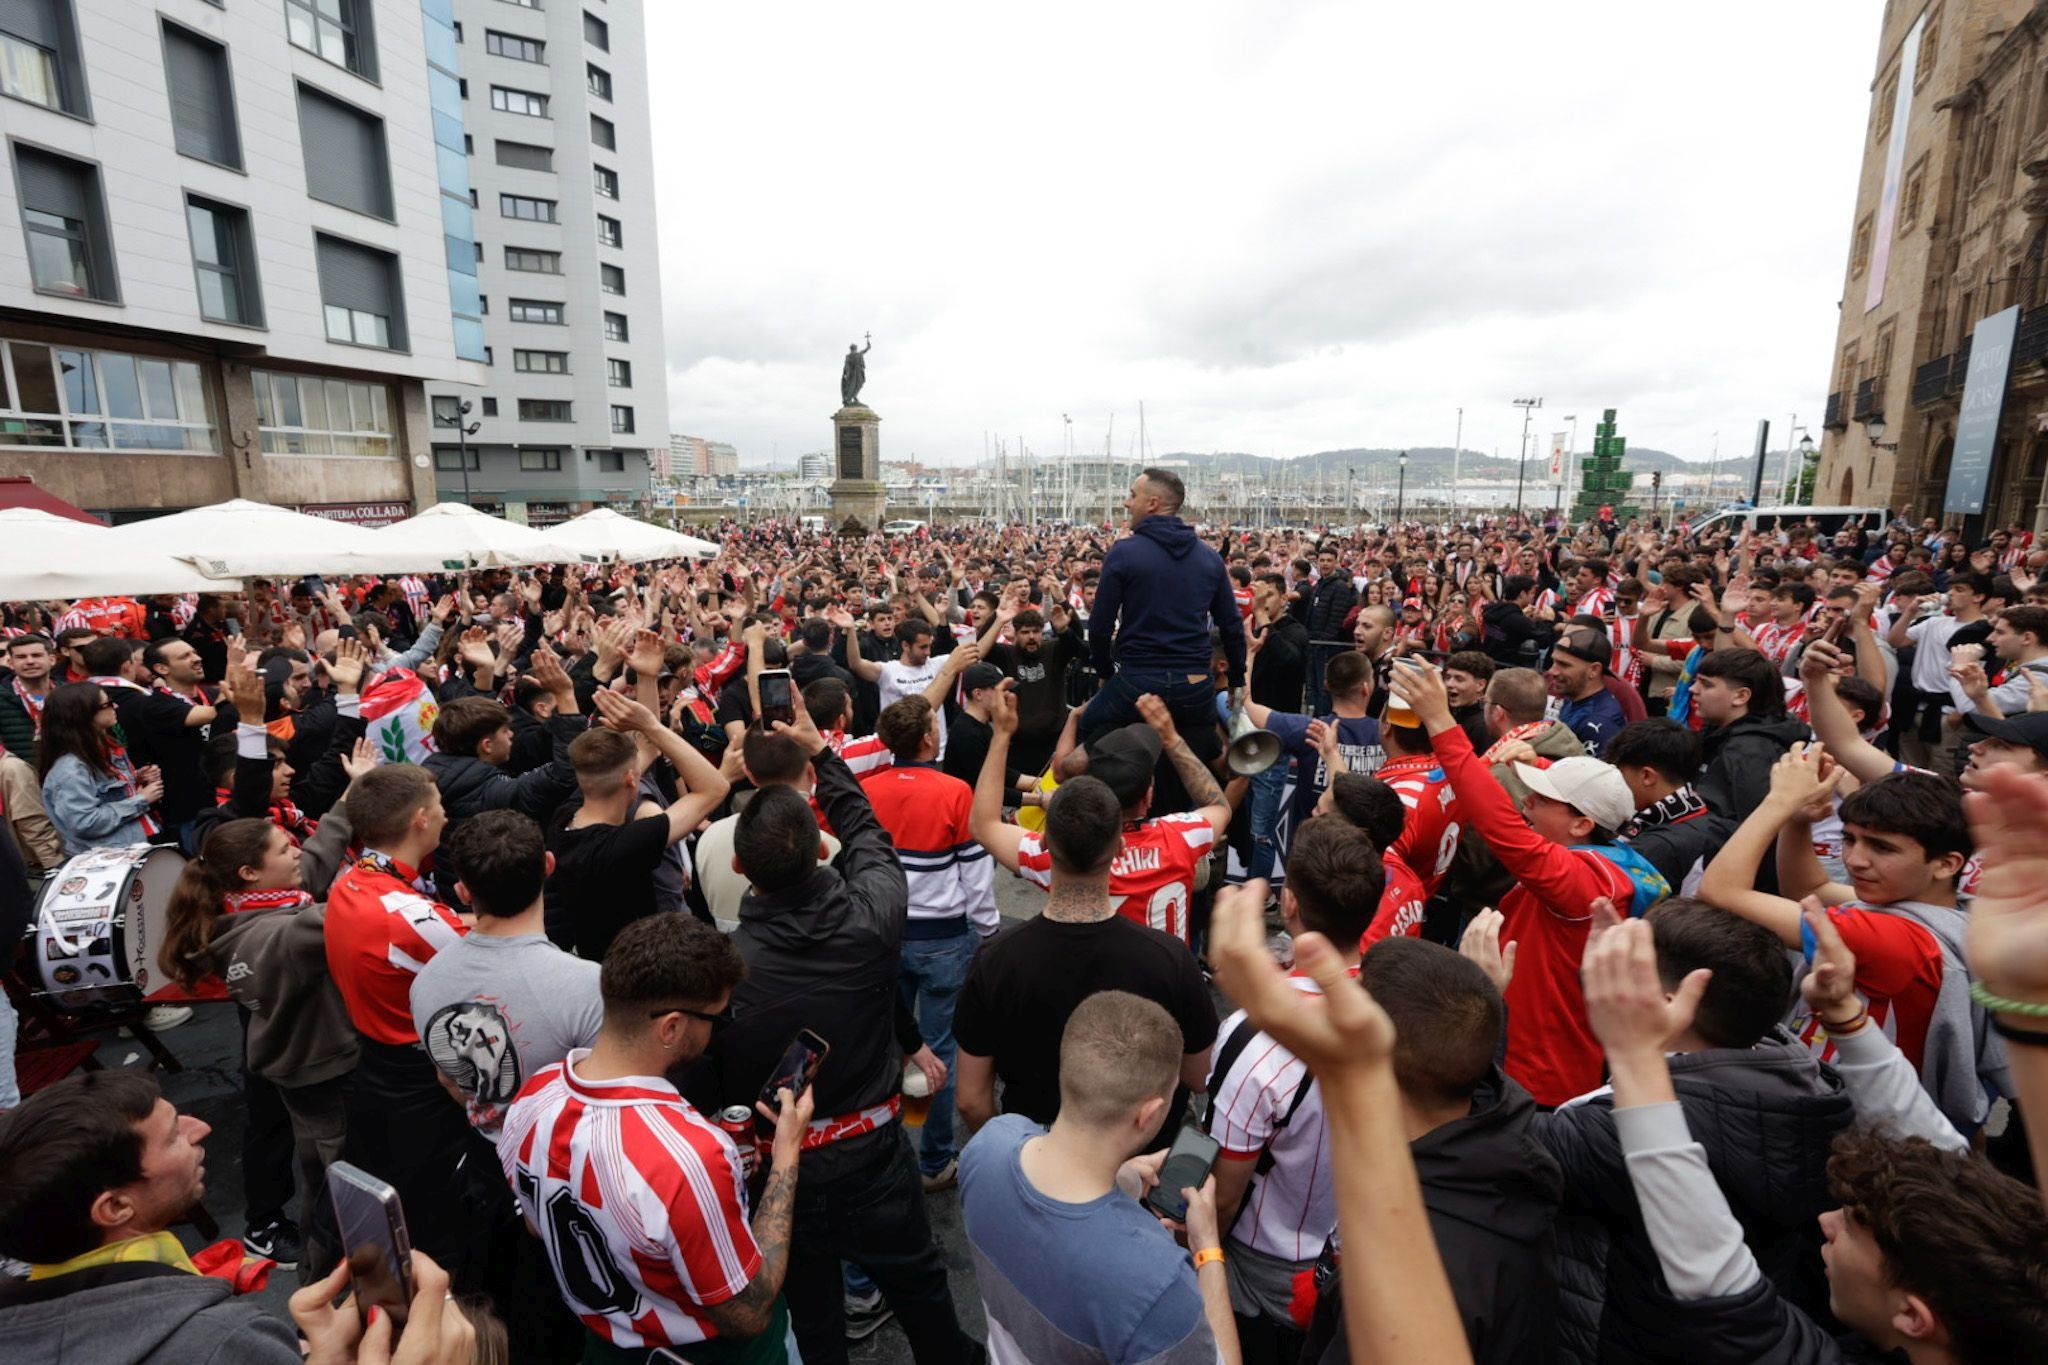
[1853,376,1884,422]
[2017,305,2048,369]
[1911,355,1951,406]
[1823,391,1846,429]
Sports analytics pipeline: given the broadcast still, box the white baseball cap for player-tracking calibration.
[1512,757,1637,833]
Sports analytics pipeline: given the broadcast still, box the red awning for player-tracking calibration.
[0,478,106,525]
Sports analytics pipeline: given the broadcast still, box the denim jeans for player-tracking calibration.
[1076,671,1222,757]
[899,930,977,1177]
[1244,759,1290,883]
[0,992,17,1110]
[784,1130,974,1365]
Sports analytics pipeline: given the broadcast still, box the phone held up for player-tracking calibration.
[1144,1125,1223,1223]
[757,1028,830,1132]
[327,1160,414,1326]
[756,668,796,729]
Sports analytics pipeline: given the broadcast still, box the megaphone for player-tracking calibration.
[1226,707,1282,777]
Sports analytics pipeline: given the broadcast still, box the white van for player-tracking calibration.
[1686,505,1889,541]
[881,519,928,535]
[800,515,827,534]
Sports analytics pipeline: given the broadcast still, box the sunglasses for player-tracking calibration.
[648,1003,734,1026]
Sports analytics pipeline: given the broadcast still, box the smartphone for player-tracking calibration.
[1144,1125,1223,1222]
[760,1028,830,1114]
[757,668,795,729]
[327,1161,413,1326]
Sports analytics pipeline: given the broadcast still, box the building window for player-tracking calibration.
[597,214,622,247]
[1837,342,1858,398]
[253,368,393,456]
[495,139,551,171]
[284,0,376,80]
[1900,156,1926,231]
[519,446,563,469]
[474,241,485,262]
[496,0,541,8]
[0,0,88,115]
[431,394,460,426]
[590,113,615,149]
[484,30,543,62]
[1872,321,1896,380]
[603,310,628,341]
[514,350,568,373]
[435,445,479,470]
[600,263,624,294]
[2037,67,2048,138]
[481,396,498,416]
[315,233,404,349]
[607,358,631,388]
[484,346,493,364]
[1850,212,1874,276]
[593,165,618,199]
[508,298,563,323]
[1917,5,1941,91]
[162,23,241,169]
[1874,70,1897,142]
[609,404,633,434]
[491,85,548,117]
[186,196,261,325]
[583,11,608,49]
[500,193,556,222]
[1975,103,2004,182]
[596,448,625,472]
[297,84,394,219]
[0,339,215,452]
[14,146,117,302]
[505,246,561,273]
[587,63,610,99]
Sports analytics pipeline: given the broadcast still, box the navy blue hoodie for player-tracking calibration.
[1090,516,1247,687]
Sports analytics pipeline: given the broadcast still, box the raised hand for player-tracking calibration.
[628,628,667,679]
[1135,693,1181,746]
[1581,917,1711,1061]
[327,636,368,693]
[988,678,1019,737]
[1797,897,1863,1026]
[1962,764,2048,1005]
[456,627,495,670]
[1766,741,1844,811]
[1458,907,1518,994]
[340,736,379,783]
[592,686,659,733]
[224,659,266,719]
[429,593,457,627]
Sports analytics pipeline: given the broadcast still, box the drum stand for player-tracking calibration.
[2,962,185,1088]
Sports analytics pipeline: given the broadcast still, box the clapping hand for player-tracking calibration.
[592,687,659,734]
[1458,908,1518,994]
[340,736,379,784]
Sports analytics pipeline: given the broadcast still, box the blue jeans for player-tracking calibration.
[898,930,976,1177]
[1244,759,1289,883]
[1077,670,1221,751]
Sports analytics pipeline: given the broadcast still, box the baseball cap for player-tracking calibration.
[959,662,1004,695]
[1512,757,1637,833]
[1552,628,1612,669]
[1962,710,2048,756]
[1086,723,1163,808]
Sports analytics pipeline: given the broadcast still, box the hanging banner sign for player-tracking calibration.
[1944,304,2019,515]
[1549,433,1568,479]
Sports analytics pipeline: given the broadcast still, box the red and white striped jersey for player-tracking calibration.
[324,857,468,1047]
[826,729,894,780]
[1570,587,1613,619]
[1233,586,1255,620]
[1376,754,1460,899]
[1749,619,1803,666]
[499,1052,761,1352]
[1014,812,1215,942]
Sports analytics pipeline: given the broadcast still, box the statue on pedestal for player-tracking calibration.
[840,332,872,408]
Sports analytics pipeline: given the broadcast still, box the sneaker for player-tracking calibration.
[143,1005,193,1032]
[843,1288,894,1342]
[920,1158,958,1194]
[242,1218,303,1269]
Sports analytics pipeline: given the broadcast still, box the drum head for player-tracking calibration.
[35,844,183,1011]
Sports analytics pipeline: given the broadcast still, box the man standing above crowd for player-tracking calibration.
[1303,545,1357,712]
[1081,468,1245,754]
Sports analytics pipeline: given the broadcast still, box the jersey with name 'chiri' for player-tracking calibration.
[1015,812,1214,942]
[498,1051,760,1352]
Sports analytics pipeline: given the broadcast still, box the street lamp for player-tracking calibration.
[1794,432,1817,504]
[1513,397,1543,521]
[435,399,481,505]
[1396,450,1408,524]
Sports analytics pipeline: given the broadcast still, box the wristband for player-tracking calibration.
[1968,981,2048,1018]
[1990,1015,2048,1046]
[1820,1001,1870,1037]
[1192,1247,1225,1270]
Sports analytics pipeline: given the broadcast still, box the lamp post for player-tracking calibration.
[1794,432,1817,504]
[435,399,480,505]
[1513,397,1543,522]
[1395,450,1408,524]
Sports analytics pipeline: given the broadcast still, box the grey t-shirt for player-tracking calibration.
[409,930,603,1135]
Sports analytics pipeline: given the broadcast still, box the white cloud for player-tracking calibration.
[645,1,1873,468]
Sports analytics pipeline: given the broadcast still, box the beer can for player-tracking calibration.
[717,1105,760,1179]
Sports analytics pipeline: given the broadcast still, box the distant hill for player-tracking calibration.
[1156,446,1706,482]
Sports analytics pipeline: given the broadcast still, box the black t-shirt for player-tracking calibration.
[545,811,673,960]
[953,914,1219,1131]
[111,687,223,827]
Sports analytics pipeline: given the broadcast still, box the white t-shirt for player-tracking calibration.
[878,657,945,754]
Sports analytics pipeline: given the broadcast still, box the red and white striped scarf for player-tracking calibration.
[223,888,313,914]
[11,677,48,734]
[107,742,160,837]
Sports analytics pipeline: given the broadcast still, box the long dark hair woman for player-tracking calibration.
[161,817,358,1246]
[36,681,162,856]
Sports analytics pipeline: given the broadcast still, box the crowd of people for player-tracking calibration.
[0,471,2047,1364]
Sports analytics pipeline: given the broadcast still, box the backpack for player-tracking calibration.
[1571,841,1671,918]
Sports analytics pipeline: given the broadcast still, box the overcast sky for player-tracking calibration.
[646,2,1875,469]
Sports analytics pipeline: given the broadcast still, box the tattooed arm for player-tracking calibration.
[702,1084,814,1340]
[1137,693,1232,839]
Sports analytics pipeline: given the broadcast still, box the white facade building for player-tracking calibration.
[423,0,667,526]
[0,0,486,521]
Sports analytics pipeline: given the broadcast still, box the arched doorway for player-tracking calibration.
[1922,435,1955,520]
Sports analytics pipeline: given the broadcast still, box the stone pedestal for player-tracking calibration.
[829,404,888,532]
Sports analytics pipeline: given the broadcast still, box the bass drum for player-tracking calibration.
[35,844,188,1011]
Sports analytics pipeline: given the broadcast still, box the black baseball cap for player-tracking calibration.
[1552,628,1612,669]
[960,663,1004,695]
[1085,724,1162,808]
[1962,710,2048,756]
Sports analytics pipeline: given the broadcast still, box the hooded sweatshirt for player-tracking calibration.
[1537,1030,1856,1364]
[1090,515,1247,687]
[1696,713,1812,828]
[0,1258,299,1364]
[203,900,359,1088]
[1300,1070,1565,1365]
